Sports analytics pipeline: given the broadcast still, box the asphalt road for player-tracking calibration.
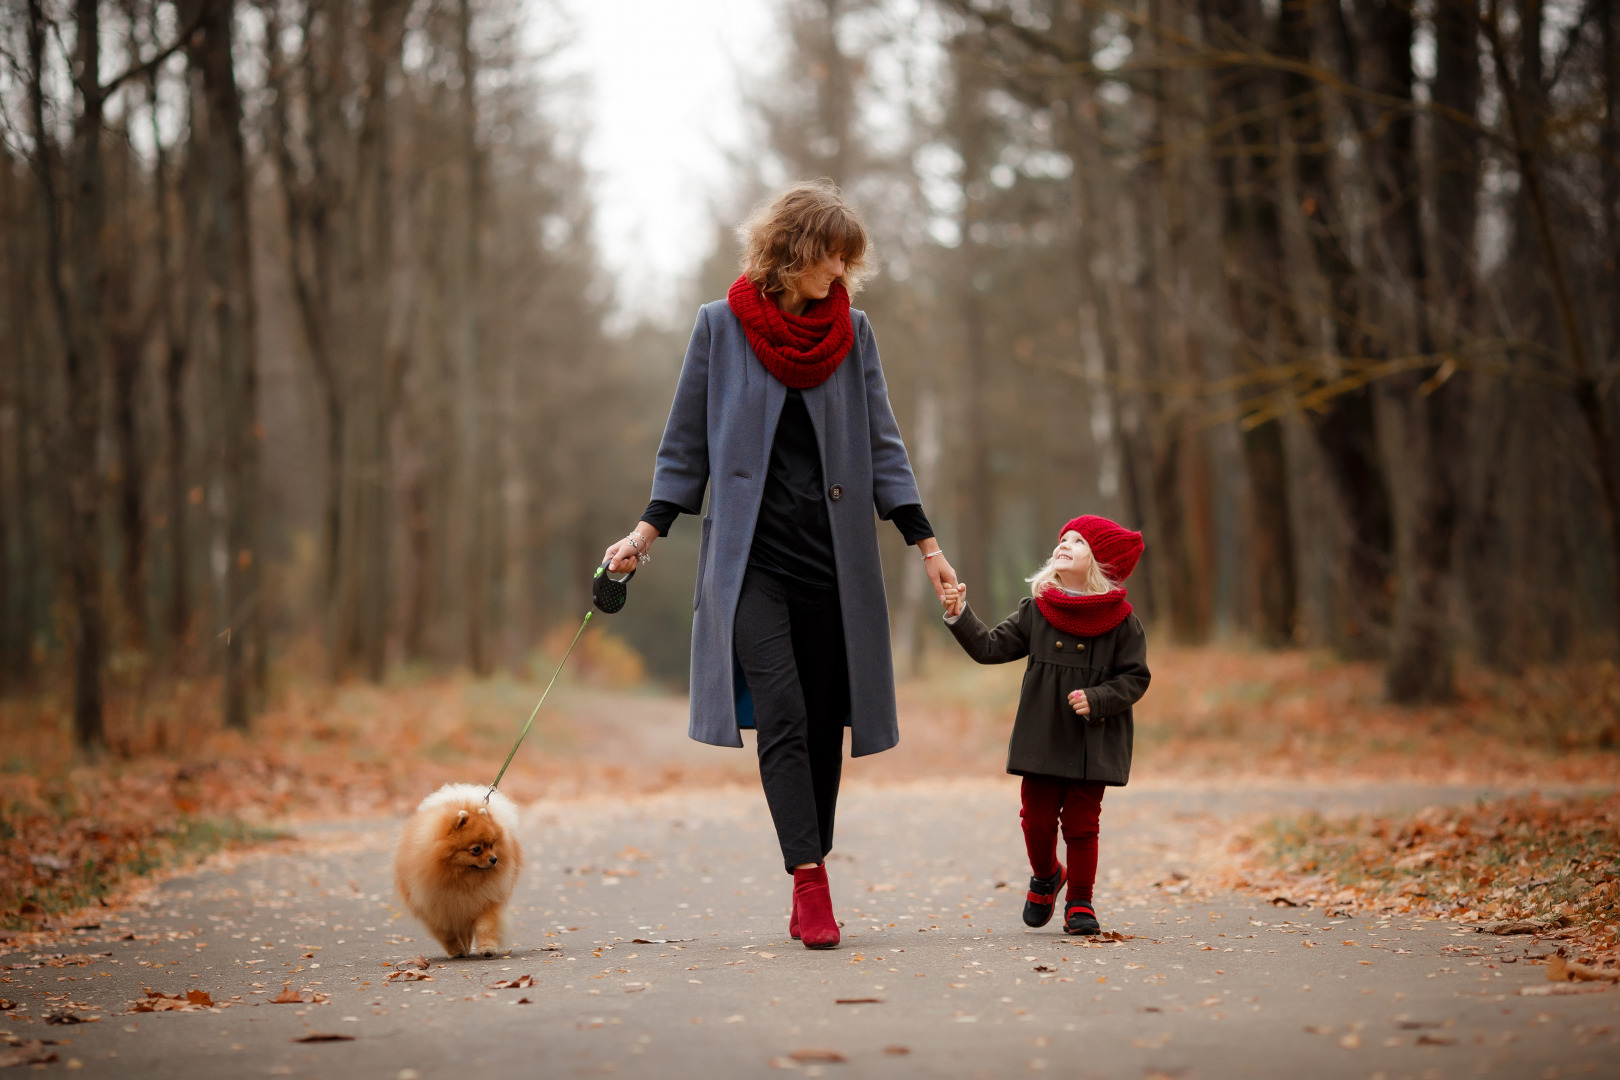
[3,779,1616,1078]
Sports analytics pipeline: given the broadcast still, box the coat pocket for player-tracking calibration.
[694,516,713,609]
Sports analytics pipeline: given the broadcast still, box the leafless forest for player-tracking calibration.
[2,0,1617,749]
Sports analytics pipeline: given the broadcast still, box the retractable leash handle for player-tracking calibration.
[484,560,637,802]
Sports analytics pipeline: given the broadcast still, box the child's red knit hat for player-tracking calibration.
[1060,515,1143,582]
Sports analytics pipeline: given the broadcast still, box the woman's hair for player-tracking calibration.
[1027,537,1119,598]
[737,179,872,296]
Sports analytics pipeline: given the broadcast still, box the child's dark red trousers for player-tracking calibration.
[1020,775,1105,903]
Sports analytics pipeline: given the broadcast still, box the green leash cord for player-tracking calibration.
[485,609,594,801]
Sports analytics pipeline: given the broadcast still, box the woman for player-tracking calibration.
[602,180,957,949]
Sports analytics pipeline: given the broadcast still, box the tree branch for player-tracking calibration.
[99,0,211,97]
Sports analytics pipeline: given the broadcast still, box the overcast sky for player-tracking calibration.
[556,0,777,325]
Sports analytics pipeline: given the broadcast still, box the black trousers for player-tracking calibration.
[733,565,851,872]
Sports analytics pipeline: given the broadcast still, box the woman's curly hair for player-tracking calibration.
[737,179,873,296]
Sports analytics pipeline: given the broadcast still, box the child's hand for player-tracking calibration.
[940,581,966,618]
[1068,689,1091,717]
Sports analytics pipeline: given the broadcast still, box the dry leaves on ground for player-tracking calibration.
[127,988,217,1013]
[487,974,533,989]
[1227,791,1620,965]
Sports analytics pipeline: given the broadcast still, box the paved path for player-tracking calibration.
[4,780,1616,1078]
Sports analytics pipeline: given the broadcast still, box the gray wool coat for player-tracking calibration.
[650,299,922,756]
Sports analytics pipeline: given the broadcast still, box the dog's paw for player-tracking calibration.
[478,943,498,958]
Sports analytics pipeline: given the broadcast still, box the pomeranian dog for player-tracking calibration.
[393,783,523,958]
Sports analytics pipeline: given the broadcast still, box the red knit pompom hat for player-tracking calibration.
[1060,515,1144,582]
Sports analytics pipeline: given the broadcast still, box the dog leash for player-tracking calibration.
[485,562,635,802]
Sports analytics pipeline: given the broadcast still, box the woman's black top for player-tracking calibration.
[641,388,932,588]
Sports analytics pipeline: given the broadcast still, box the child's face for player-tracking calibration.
[1052,531,1094,579]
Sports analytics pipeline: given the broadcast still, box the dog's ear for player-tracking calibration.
[454,809,469,830]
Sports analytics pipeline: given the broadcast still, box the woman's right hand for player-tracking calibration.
[603,524,656,574]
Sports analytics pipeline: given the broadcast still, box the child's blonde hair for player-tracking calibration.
[1026,537,1119,598]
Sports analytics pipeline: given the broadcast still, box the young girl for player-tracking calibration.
[940,515,1150,935]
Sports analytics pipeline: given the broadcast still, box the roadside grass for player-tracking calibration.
[1229,792,1620,962]
[1,773,281,930]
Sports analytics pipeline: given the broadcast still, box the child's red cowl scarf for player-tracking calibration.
[1035,586,1133,637]
[727,274,855,389]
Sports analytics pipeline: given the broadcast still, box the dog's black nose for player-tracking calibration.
[488,856,498,866]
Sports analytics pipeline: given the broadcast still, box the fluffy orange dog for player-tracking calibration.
[394,784,523,958]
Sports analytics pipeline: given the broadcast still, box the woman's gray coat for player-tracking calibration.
[650,299,922,757]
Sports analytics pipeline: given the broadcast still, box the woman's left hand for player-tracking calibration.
[1068,690,1091,716]
[919,542,958,607]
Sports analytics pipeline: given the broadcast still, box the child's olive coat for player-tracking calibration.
[946,599,1150,784]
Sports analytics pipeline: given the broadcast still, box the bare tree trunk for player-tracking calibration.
[28,0,108,748]
[191,0,264,725]
[346,0,407,680]
[455,0,493,674]
[150,65,193,655]
[1485,0,1620,651]
[948,39,995,606]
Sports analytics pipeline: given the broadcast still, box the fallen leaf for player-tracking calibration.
[272,984,305,1004]
[1338,1033,1361,1049]
[0,1041,57,1067]
[386,969,431,982]
[767,1058,801,1071]
[789,1049,846,1063]
[1520,983,1613,996]
[44,1010,94,1025]
[515,997,533,1004]
[292,1033,355,1043]
[835,998,882,1004]
[630,938,694,945]
[487,974,533,989]
[406,955,430,970]
[1415,1034,1457,1046]
[883,1046,910,1055]
[756,952,777,959]
[1304,1025,1334,1035]
[184,989,213,1007]
[1548,955,1620,983]
[0,999,16,1011]
[1477,919,1556,935]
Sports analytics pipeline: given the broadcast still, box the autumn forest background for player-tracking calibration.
[1,0,1618,937]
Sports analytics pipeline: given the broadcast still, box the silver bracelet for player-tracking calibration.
[625,533,650,564]
[922,549,945,561]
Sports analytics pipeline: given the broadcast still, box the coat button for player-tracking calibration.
[1054,641,1064,650]
[828,484,843,501]
[1077,643,1085,651]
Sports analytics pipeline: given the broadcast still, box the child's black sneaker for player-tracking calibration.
[1064,902,1101,935]
[1022,865,1066,928]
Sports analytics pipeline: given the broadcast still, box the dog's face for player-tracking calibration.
[439,807,504,872]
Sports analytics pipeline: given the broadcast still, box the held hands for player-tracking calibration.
[919,541,960,614]
[940,581,966,619]
[1068,689,1091,717]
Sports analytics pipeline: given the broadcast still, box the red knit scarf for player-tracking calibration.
[1035,585,1133,637]
[727,274,855,389]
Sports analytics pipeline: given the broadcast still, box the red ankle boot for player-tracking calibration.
[792,865,840,949]
[789,892,800,940]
